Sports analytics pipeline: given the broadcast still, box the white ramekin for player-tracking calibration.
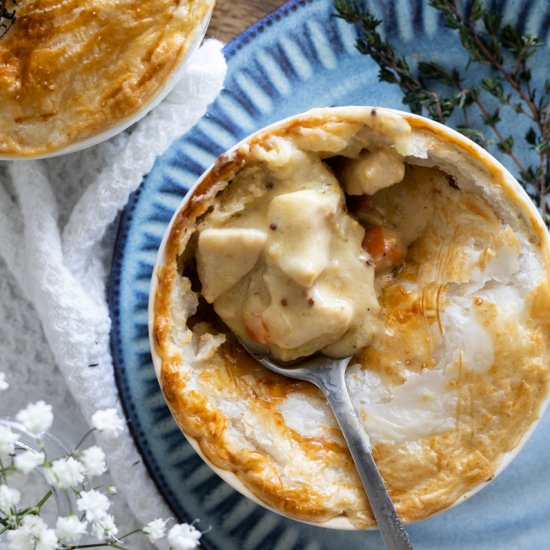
[148,106,550,530]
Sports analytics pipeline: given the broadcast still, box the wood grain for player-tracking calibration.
[208,0,285,42]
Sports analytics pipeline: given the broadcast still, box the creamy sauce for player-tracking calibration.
[196,138,393,361]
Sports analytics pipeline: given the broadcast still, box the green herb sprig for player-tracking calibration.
[0,0,18,39]
[334,0,550,223]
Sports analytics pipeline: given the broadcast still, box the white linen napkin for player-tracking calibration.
[0,39,226,546]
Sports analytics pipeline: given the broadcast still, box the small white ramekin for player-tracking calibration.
[149,106,550,530]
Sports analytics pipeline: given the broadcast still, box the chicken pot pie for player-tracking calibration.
[150,107,550,529]
[0,0,214,158]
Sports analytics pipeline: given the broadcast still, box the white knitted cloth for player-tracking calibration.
[0,39,226,548]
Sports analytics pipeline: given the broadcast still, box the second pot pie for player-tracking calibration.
[151,107,550,529]
[0,0,214,157]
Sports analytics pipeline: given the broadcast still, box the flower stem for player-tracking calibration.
[70,544,125,549]
[73,428,96,452]
[0,457,9,483]
[36,489,53,510]
[118,528,143,540]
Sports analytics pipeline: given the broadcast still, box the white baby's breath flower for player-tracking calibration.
[0,425,18,458]
[0,372,8,391]
[6,527,33,550]
[44,457,85,489]
[76,489,111,522]
[20,515,47,538]
[55,515,88,543]
[6,516,55,550]
[80,446,107,477]
[0,484,21,512]
[143,518,168,543]
[36,528,58,550]
[167,523,202,550]
[90,409,125,439]
[16,401,53,434]
[14,450,45,474]
[91,514,118,542]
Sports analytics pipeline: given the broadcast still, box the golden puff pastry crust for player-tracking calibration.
[0,0,214,157]
[151,107,550,529]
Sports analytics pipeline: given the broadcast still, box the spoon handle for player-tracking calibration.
[316,361,413,550]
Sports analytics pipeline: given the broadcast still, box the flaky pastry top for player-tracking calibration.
[151,107,550,529]
[0,0,213,157]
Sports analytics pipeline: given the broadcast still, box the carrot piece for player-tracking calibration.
[243,312,270,344]
[362,225,406,273]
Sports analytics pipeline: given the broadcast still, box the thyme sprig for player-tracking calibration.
[334,0,550,223]
[0,0,17,39]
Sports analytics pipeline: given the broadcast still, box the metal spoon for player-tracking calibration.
[241,345,413,550]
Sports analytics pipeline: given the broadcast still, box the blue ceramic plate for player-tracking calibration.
[109,1,550,548]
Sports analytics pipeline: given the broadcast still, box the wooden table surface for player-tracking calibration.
[209,0,286,42]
